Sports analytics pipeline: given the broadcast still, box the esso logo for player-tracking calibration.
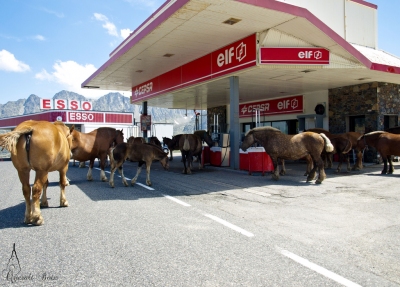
[70,113,94,121]
[134,82,153,97]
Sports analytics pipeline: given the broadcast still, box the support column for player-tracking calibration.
[142,101,147,139]
[229,76,240,170]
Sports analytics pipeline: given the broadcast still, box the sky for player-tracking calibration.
[0,0,399,105]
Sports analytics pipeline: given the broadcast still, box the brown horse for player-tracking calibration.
[241,126,334,183]
[356,131,400,174]
[163,134,182,161]
[69,126,124,181]
[127,136,162,150]
[108,142,169,187]
[0,120,71,225]
[179,134,203,174]
[193,130,214,147]
[305,128,362,171]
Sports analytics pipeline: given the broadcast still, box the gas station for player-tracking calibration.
[81,0,400,170]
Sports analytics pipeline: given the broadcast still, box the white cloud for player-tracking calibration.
[33,35,46,41]
[120,28,132,39]
[0,50,30,72]
[40,8,64,18]
[94,13,119,37]
[35,60,119,99]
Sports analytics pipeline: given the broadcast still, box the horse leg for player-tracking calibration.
[132,162,144,185]
[336,153,342,173]
[186,152,193,174]
[99,154,108,182]
[313,157,326,184]
[198,152,203,170]
[327,153,333,169]
[40,179,49,208]
[87,160,94,181]
[271,158,280,181]
[31,171,48,225]
[118,166,128,187]
[388,156,394,174]
[18,169,32,224]
[59,166,69,207]
[169,150,173,161]
[181,151,188,174]
[279,159,286,176]
[145,162,152,186]
[381,156,388,174]
[352,150,363,170]
[303,155,313,176]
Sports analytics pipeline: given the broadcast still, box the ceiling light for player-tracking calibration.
[136,70,143,73]
[223,18,241,25]
[300,69,316,73]
[83,86,100,89]
[163,53,174,58]
[357,77,371,81]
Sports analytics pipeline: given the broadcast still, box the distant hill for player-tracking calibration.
[0,90,207,135]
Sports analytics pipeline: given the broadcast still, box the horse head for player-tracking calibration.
[114,129,124,145]
[240,131,255,151]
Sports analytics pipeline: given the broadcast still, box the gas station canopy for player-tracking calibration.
[82,0,400,111]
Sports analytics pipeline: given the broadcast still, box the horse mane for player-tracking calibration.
[365,131,386,136]
[253,126,282,134]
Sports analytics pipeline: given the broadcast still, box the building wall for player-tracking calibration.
[329,82,400,133]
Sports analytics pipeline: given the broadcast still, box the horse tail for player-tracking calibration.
[343,139,352,154]
[319,133,334,153]
[0,127,34,154]
[183,135,190,151]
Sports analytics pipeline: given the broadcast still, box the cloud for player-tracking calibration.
[33,35,46,41]
[40,8,64,18]
[0,50,30,72]
[120,28,132,39]
[35,60,118,98]
[94,13,119,37]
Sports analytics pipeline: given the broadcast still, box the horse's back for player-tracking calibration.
[12,121,70,171]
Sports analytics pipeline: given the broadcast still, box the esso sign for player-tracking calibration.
[69,112,94,121]
[40,98,92,111]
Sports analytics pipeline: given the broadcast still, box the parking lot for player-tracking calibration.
[1,155,399,286]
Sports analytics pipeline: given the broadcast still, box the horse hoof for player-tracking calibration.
[315,180,323,184]
[40,201,49,208]
[271,175,279,181]
[60,200,69,207]
[31,216,44,226]
[147,182,152,186]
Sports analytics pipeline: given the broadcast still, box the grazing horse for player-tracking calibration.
[69,126,124,181]
[179,134,203,174]
[108,143,169,187]
[0,120,72,225]
[356,131,400,174]
[241,126,334,183]
[163,134,182,161]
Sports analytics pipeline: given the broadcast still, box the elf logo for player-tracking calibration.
[217,42,247,67]
[298,50,323,60]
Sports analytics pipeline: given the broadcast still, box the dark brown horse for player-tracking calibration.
[305,128,353,173]
[193,130,214,147]
[108,142,169,187]
[163,134,182,161]
[127,136,162,149]
[179,134,203,174]
[69,126,124,181]
[356,131,400,174]
[385,126,400,134]
[241,126,334,183]
[0,120,72,225]
[305,128,362,171]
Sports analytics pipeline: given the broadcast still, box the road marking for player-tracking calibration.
[278,248,362,287]
[162,194,191,207]
[94,167,154,190]
[204,214,254,237]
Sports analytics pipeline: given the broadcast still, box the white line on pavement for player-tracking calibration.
[204,214,254,237]
[162,194,191,207]
[278,248,362,287]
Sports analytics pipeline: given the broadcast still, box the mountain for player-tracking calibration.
[0,90,207,135]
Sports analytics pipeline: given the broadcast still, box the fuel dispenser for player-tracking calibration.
[210,114,230,166]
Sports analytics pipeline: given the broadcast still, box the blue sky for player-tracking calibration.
[0,0,399,105]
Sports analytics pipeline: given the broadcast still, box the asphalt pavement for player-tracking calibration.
[0,154,399,286]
